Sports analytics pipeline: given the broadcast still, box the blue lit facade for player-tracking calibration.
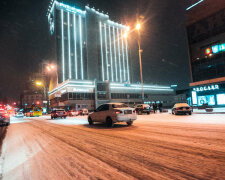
[48,1,130,83]
[47,1,176,110]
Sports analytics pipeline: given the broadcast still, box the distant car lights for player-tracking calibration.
[205,43,225,55]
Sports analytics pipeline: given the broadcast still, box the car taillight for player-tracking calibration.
[115,110,122,114]
[3,114,9,118]
[133,110,136,114]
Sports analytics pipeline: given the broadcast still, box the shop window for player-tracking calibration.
[217,94,225,105]
[198,95,215,106]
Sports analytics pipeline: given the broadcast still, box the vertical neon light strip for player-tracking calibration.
[125,34,130,82]
[117,27,122,82]
[113,27,118,82]
[73,14,78,79]
[121,29,126,81]
[68,12,71,79]
[109,26,113,81]
[104,23,109,80]
[99,22,105,81]
[61,10,65,82]
[79,15,84,80]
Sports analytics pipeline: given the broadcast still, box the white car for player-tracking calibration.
[88,103,137,127]
[15,112,24,118]
[172,103,192,115]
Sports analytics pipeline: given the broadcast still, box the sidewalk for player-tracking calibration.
[193,108,225,114]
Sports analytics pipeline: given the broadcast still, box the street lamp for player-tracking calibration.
[36,81,43,86]
[136,23,144,102]
[41,63,57,113]
[123,23,144,102]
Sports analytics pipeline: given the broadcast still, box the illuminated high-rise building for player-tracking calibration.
[47,0,175,109]
[47,1,130,84]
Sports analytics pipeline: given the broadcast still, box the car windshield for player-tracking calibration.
[112,104,128,108]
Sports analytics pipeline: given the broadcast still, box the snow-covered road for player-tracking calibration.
[1,113,225,179]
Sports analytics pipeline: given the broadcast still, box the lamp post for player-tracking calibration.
[123,23,144,102]
[136,23,144,103]
[37,63,56,113]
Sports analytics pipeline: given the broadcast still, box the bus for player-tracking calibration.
[25,106,43,117]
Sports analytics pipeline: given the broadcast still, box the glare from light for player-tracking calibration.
[126,26,130,32]
[50,65,55,69]
[47,66,51,71]
[123,32,128,38]
[136,23,141,30]
[36,81,43,86]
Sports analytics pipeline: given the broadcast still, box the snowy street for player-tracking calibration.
[1,113,225,179]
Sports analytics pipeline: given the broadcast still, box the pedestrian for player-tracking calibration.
[158,102,163,113]
[153,103,157,113]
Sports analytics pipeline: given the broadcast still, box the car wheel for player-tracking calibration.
[147,112,150,115]
[127,121,133,126]
[106,117,113,127]
[88,117,93,125]
[6,122,10,126]
[189,112,192,115]
[51,116,53,119]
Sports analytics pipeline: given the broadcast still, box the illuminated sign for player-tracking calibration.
[192,91,197,105]
[193,85,219,92]
[73,88,93,93]
[206,43,225,55]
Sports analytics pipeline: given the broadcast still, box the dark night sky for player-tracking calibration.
[0,0,192,100]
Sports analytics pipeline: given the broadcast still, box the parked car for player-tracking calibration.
[135,104,151,115]
[68,110,77,116]
[15,112,24,118]
[51,109,67,119]
[0,109,10,126]
[78,108,89,116]
[172,103,192,115]
[88,103,137,127]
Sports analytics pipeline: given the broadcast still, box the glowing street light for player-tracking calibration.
[126,26,130,32]
[136,23,141,30]
[123,32,128,38]
[36,81,43,86]
[46,64,56,72]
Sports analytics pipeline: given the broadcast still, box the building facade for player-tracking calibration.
[186,0,225,107]
[47,0,176,110]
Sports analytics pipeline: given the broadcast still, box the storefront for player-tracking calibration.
[191,83,225,107]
